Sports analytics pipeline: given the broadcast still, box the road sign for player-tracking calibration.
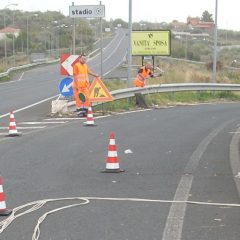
[59,77,73,97]
[69,5,105,18]
[89,78,113,102]
[60,54,79,76]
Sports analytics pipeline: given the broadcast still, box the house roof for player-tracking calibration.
[187,17,214,30]
[0,27,20,34]
[187,17,200,26]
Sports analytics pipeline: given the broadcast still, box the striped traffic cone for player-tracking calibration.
[6,111,22,137]
[0,176,12,216]
[101,133,125,173]
[84,107,96,126]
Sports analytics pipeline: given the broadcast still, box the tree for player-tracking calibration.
[201,11,214,22]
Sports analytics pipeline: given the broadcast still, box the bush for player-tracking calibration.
[206,61,223,70]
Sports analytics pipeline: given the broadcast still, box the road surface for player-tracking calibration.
[0,103,239,239]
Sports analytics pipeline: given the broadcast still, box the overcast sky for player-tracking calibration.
[1,0,239,31]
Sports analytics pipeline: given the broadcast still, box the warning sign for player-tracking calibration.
[89,78,113,102]
[60,54,79,75]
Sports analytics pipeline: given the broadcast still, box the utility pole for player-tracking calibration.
[212,0,218,83]
[12,11,15,66]
[3,3,18,68]
[100,1,103,77]
[127,0,132,88]
[4,15,7,68]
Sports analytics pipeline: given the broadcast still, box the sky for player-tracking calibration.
[1,0,239,31]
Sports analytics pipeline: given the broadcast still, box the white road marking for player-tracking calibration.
[0,95,59,119]
[44,118,82,120]
[162,120,233,240]
[19,121,68,124]
[18,72,25,81]
[0,126,46,130]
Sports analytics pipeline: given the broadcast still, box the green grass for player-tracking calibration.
[145,91,240,106]
[93,90,240,113]
[2,57,240,113]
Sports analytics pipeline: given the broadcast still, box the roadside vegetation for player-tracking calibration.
[101,59,240,112]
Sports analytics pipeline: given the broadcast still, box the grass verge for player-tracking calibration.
[94,90,240,113]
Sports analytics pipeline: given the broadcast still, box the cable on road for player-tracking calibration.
[0,196,239,240]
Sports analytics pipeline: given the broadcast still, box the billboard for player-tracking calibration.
[132,30,171,56]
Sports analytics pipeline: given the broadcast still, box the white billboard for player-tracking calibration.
[69,5,105,18]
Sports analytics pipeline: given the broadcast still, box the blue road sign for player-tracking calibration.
[59,77,73,97]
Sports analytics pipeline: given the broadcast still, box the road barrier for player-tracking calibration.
[110,83,240,100]
[0,59,59,79]
[63,83,240,113]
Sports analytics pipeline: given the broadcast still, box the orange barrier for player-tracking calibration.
[101,133,124,173]
[84,107,96,126]
[0,176,12,216]
[6,111,22,137]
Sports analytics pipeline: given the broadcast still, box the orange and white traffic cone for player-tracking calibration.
[101,133,124,173]
[6,111,22,137]
[0,176,12,216]
[84,106,96,126]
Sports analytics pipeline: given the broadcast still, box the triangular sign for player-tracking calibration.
[89,78,113,102]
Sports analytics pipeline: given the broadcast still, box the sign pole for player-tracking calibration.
[212,0,218,83]
[127,0,132,88]
[72,2,76,54]
[100,1,104,113]
[100,1,103,77]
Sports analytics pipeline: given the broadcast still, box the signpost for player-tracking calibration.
[69,5,105,18]
[59,77,73,97]
[89,78,113,102]
[60,54,79,76]
[69,3,105,76]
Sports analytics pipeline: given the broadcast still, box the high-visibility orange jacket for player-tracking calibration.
[73,62,90,88]
[72,62,91,108]
[134,66,153,87]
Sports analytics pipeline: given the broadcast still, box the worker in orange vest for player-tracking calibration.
[134,62,154,87]
[73,54,99,117]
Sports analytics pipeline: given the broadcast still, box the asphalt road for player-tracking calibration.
[0,28,128,119]
[0,28,240,240]
[0,103,240,239]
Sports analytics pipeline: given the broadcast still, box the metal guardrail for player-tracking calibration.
[66,83,240,109]
[110,83,240,100]
[0,59,59,78]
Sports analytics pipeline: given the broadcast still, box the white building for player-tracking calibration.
[0,27,20,40]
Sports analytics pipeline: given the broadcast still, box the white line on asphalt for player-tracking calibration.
[18,72,25,81]
[19,121,68,124]
[44,118,82,120]
[0,94,59,119]
[230,126,240,197]
[0,126,46,130]
[162,120,234,240]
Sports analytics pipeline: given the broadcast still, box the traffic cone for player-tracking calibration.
[101,133,125,173]
[0,176,12,216]
[83,107,96,126]
[6,111,22,137]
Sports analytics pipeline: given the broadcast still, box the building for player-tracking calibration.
[171,20,188,32]
[0,27,21,40]
[187,17,214,32]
